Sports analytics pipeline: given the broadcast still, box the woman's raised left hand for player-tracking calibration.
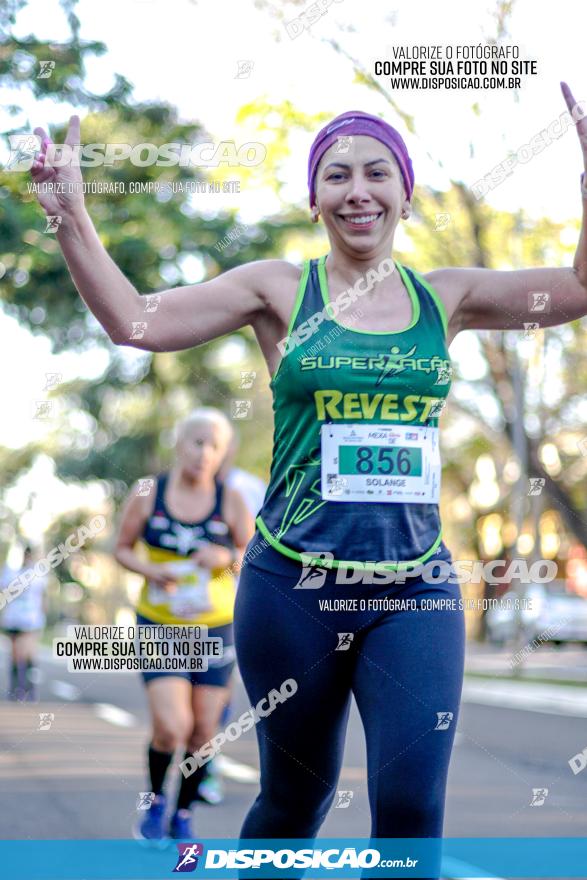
[560,81,587,170]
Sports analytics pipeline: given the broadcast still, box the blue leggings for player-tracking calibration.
[234,536,465,869]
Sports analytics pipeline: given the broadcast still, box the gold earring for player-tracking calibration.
[311,210,320,224]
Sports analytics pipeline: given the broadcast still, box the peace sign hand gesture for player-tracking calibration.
[30,114,85,217]
[560,81,587,172]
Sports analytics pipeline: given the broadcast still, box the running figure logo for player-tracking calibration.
[136,478,155,497]
[144,294,161,313]
[334,136,353,154]
[434,711,453,730]
[336,633,354,651]
[335,790,354,808]
[136,792,155,810]
[434,365,452,385]
[33,401,52,419]
[427,400,446,418]
[38,713,54,731]
[173,843,204,872]
[231,399,252,419]
[295,552,334,589]
[523,322,540,339]
[527,478,545,496]
[530,788,548,806]
[5,134,40,172]
[326,475,347,496]
[130,322,147,340]
[434,213,451,231]
[44,215,62,233]
[235,60,254,79]
[375,344,418,386]
[37,60,55,78]
[528,292,551,313]
[44,372,62,391]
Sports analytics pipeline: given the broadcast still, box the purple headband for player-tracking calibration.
[307,110,414,208]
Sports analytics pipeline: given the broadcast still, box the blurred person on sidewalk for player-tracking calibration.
[1,544,49,701]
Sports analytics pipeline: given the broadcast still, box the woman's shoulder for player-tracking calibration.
[249,259,305,306]
[414,266,469,335]
[128,473,162,513]
[252,258,306,278]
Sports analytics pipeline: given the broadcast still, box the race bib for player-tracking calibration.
[148,560,213,618]
[321,423,441,503]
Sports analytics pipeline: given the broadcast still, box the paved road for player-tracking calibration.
[1,640,587,879]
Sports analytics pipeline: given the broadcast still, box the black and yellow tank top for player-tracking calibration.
[135,473,235,626]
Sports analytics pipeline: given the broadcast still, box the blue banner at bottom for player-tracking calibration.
[1,837,587,879]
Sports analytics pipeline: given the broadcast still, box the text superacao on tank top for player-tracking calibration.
[255,255,452,570]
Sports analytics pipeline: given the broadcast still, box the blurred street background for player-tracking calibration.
[2,637,587,841]
[3,1,587,876]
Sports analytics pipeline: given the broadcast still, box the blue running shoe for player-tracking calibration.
[168,808,194,840]
[133,794,169,846]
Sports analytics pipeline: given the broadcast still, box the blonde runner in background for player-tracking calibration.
[113,408,254,842]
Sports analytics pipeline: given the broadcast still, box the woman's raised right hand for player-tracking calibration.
[30,114,85,217]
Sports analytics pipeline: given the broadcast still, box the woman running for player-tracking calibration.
[1,544,49,702]
[30,80,587,877]
[113,408,253,841]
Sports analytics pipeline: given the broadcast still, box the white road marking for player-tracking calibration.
[462,678,587,717]
[94,703,136,728]
[49,680,81,701]
[214,754,260,783]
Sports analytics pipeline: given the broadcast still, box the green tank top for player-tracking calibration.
[256,254,452,571]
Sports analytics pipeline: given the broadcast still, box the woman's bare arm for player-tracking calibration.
[113,479,157,578]
[55,206,272,350]
[30,115,276,352]
[222,485,256,569]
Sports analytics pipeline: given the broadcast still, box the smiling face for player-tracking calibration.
[313,135,410,255]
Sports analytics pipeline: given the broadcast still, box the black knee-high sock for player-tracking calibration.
[24,658,35,691]
[176,753,207,810]
[9,661,19,694]
[16,661,27,692]
[148,743,174,795]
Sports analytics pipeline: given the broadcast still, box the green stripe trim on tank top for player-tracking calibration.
[409,269,449,335]
[316,254,420,336]
[255,513,443,571]
[270,259,311,387]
